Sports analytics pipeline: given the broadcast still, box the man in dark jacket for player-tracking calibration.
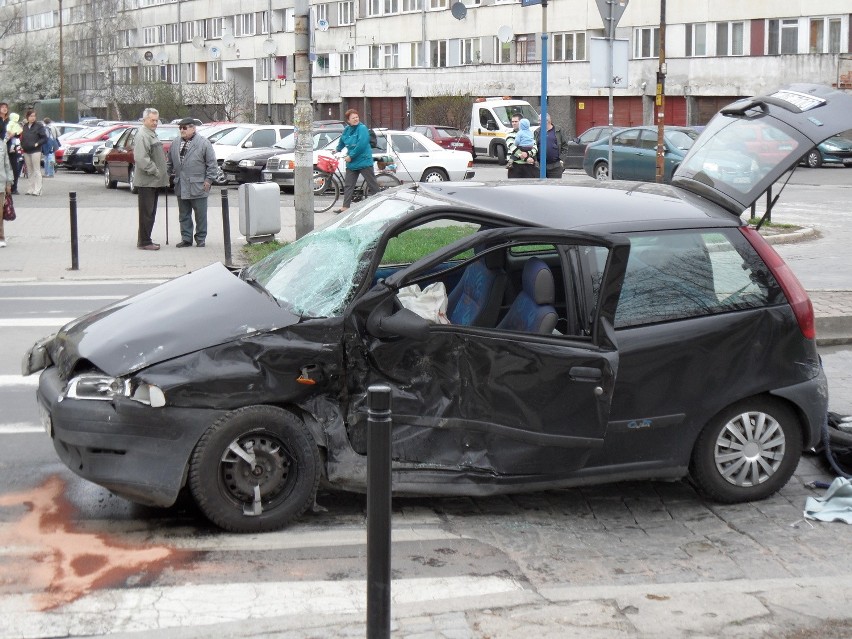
[167,118,218,247]
[20,109,47,195]
[544,113,570,179]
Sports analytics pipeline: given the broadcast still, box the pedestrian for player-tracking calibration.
[0,131,13,248]
[167,117,218,248]
[42,117,58,178]
[543,113,569,179]
[20,109,47,196]
[333,108,380,214]
[6,113,23,195]
[507,117,538,179]
[0,102,9,141]
[132,107,169,250]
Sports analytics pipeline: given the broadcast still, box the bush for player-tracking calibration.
[411,94,473,131]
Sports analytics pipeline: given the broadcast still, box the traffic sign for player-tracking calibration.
[595,0,629,38]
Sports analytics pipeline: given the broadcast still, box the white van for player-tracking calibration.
[470,97,540,162]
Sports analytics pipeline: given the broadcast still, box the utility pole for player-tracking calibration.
[654,0,666,183]
[293,0,314,238]
[59,0,65,121]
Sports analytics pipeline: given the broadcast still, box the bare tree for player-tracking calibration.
[412,94,474,131]
[184,80,254,122]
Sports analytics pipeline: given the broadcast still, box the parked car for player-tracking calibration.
[48,122,88,139]
[261,129,360,189]
[564,125,622,169]
[102,125,180,192]
[210,124,295,184]
[60,124,134,173]
[223,122,342,184]
[799,132,852,168]
[406,125,474,156]
[23,84,849,534]
[583,125,700,182]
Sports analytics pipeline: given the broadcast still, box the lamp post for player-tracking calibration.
[58,0,65,121]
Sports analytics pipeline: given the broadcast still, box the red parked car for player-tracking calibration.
[56,123,134,170]
[102,125,180,193]
[407,125,474,156]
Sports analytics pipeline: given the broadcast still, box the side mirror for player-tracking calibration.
[104,141,114,149]
[367,307,430,341]
[244,141,253,148]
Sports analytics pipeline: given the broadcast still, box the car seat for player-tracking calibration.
[496,258,558,334]
[447,251,507,326]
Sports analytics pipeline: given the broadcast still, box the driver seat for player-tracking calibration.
[496,258,558,334]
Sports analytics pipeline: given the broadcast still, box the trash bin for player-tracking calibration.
[238,182,281,243]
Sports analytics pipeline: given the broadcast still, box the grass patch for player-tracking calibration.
[243,240,285,264]
[747,217,800,230]
[383,225,478,264]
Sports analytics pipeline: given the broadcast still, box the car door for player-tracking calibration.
[609,128,641,179]
[631,129,659,182]
[345,226,629,480]
[111,128,136,180]
[386,133,430,182]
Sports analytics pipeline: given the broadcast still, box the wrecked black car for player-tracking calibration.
[24,85,852,532]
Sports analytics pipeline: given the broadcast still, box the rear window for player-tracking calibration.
[587,229,784,328]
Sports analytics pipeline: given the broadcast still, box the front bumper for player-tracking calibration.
[222,164,265,183]
[37,366,225,507]
[262,170,294,187]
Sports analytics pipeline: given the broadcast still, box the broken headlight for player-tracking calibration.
[65,374,166,407]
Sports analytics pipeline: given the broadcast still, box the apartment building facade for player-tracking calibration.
[2,0,850,134]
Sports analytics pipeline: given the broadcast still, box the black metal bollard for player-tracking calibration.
[366,384,392,639]
[69,191,79,271]
[221,189,232,267]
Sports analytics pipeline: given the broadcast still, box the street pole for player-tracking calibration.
[538,0,548,179]
[59,0,65,121]
[606,0,614,180]
[267,0,273,123]
[294,0,314,239]
[655,0,666,183]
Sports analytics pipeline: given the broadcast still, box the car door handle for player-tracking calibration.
[569,366,603,382]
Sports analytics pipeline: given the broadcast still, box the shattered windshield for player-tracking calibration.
[243,197,416,317]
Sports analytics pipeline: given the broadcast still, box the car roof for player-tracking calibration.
[390,181,741,234]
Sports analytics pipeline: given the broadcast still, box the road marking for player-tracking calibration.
[0,318,74,327]
[0,296,124,301]
[0,280,166,287]
[0,375,40,387]
[0,423,43,435]
[1,576,525,637]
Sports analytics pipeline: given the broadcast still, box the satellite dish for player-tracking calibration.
[209,46,221,59]
[191,36,205,49]
[450,2,467,19]
[222,33,235,48]
[143,50,154,62]
[262,38,277,55]
[316,19,329,31]
[497,25,514,43]
[155,51,168,64]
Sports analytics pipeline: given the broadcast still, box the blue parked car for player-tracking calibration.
[800,132,852,168]
[583,125,700,183]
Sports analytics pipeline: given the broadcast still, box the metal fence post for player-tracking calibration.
[69,191,78,270]
[221,189,232,267]
[367,383,392,639]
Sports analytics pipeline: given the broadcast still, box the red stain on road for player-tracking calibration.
[0,475,192,610]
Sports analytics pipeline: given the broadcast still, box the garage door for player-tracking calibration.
[575,97,643,134]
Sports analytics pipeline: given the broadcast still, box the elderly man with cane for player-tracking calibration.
[167,118,218,248]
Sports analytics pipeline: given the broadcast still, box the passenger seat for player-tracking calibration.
[496,258,558,334]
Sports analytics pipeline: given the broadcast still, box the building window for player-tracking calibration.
[685,23,707,57]
[341,52,355,71]
[210,17,223,39]
[384,0,399,14]
[715,21,744,56]
[339,1,354,25]
[261,10,270,34]
[402,0,423,12]
[429,0,448,9]
[168,64,179,84]
[194,19,207,39]
[767,18,798,54]
[182,21,193,42]
[409,42,424,67]
[315,54,330,75]
[633,26,659,59]
[170,22,180,44]
[235,13,256,37]
[315,4,328,26]
[494,37,511,63]
[211,61,224,82]
[515,34,536,62]
[185,62,197,83]
[143,26,163,45]
[368,0,381,17]
[260,57,271,80]
[460,38,480,64]
[430,40,448,67]
[552,32,585,61]
[810,17,842,54]
[370,45,381,68]
[383,43,399,68]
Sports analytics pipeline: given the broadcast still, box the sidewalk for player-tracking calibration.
[0,183,850,345]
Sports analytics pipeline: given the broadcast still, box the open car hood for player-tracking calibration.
[672,84,852,215]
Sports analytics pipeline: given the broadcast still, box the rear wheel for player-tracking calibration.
[593,161,609,180]
[312,170,340,213]
[420,168,448,182]
[806,149,823,168]
[494,145,507,164]
[128,166,138,194]
[690,398,802,503]
[188,405,320,533]
[104,165,117,189]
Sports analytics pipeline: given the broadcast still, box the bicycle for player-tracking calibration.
[313,153,402,213]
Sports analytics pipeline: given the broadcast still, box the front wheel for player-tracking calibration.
[690,398,802,503]
[593,161,609,180]
[312,169,340,213]
[188,405,321,533]
[806,149,823,168]
[420,168,448,183]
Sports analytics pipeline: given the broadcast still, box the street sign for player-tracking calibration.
[589,38,629,88]
[595,0,629,38]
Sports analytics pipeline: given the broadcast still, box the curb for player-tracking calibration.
[762,225,817,245]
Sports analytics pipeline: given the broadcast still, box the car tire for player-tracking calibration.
[593,161,609,180]
[690,397,802,503]
[104,165,117,189]
[189,405,321,533]
[806,149,823,168]
[495,145,507,164]
[128,166,138,194]
[420,168,448,183]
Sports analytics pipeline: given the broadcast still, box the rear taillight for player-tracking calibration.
[740,226,815,340]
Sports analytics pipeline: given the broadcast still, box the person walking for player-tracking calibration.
[0,132,13,248]
[334,108,380,214]
[133,107,169,250]
[543,113,570,179]
[167,118,218,248]
[42,118,58,178]
[20,109,47,196]
[6,113,23,195]
[0,102,9,141]
[506,117,538,179]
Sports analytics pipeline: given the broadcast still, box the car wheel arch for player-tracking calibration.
[420,167,449,182]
